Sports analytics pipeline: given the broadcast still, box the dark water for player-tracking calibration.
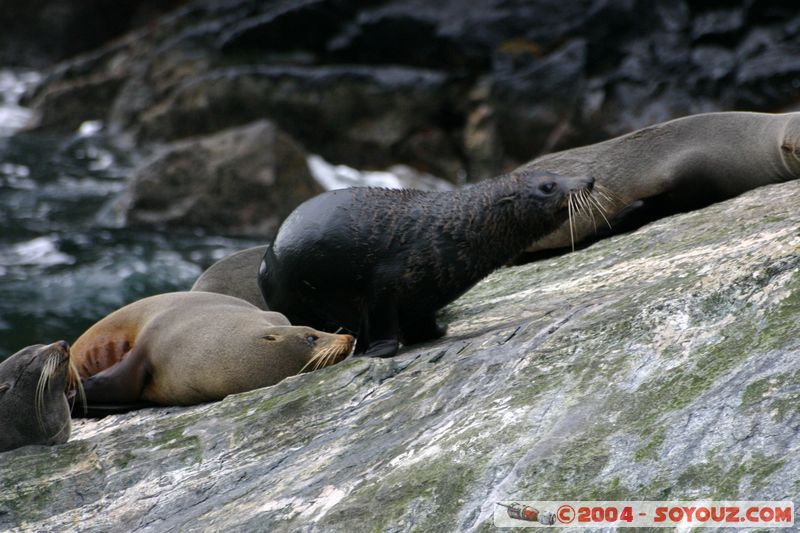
[0,70,260,360]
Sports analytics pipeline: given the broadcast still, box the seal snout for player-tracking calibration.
[781,142,800,158]
[567,175,595,193]
[49,340,71,363]
[555,175,595,198]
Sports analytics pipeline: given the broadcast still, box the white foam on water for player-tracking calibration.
[307,154,454,191]
[0,236,75,267]
[0,69,41,136]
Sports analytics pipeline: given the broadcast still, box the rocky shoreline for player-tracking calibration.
[1,1,799,530]
[15,0,800,236]
[2,180,798,531]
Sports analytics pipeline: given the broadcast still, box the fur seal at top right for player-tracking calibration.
[520,111,800,254]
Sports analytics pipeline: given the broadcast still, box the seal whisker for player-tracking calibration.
[301,349,326,373]
[589,190,611,211]
[567,194,576,252]
[316,346,337,370]
[323,348,337,369]
[582,191,598,231]
[322,346,338,369]
[587,194,613,229]
[576,189,596,231]
[313,348,329,371]
[68,360,87,416]
[34,356,51,429]
[595,191,617,213]
[319,340,350,369]
[328,343,346,366]
[595,183,623,205]
[35,352,58,432]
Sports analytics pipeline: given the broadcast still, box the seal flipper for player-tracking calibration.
[356,296,400,358]
[362,339,400,358]
[81,346,150,406]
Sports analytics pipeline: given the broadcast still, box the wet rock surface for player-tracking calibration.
[2,180,798,531]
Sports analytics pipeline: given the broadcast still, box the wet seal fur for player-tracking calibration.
[70,291,353,411]
[521,111,800,254]
[191,246,269,310]
[0,341,73,452]
[258,169,594,358]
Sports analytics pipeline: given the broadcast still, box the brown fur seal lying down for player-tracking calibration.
[258,169,594,358]
[520,111,800,254]
[70,292,354,413]
[0,342,75,452]
[191,246,269,310]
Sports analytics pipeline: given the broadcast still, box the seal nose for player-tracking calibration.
[56,340,70,352]
[562,175,594,193]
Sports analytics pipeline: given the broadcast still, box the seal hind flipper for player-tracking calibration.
[191,245,269,309]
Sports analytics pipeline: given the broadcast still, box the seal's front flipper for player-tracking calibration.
[361,339,400,358]
[356,296,400,357]
[81,346,149,406]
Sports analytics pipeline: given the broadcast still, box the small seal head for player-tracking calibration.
[0,341,73,452]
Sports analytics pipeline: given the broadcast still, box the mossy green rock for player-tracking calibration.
[1,181,798,532]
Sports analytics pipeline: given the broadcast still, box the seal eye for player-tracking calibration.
[306,334,318,346]
[263,335,277,341]
[538,182,557,195]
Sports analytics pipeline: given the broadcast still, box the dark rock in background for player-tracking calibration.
[111,120,321,237]
[16,0,800,227]
[134,66,463,178]
[0,0,186,68]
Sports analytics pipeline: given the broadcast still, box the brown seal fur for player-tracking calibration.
[191,246,269,310]
[0,342,73,452]
[70,292,353,409]
[258,169,594,358]
[520,111,800,254]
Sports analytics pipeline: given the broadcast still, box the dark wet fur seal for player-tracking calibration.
[258,170,594,358]
[191,246,269,310]
[0,342,73,452]
[518,111,800,257]
[70,292,354,413]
